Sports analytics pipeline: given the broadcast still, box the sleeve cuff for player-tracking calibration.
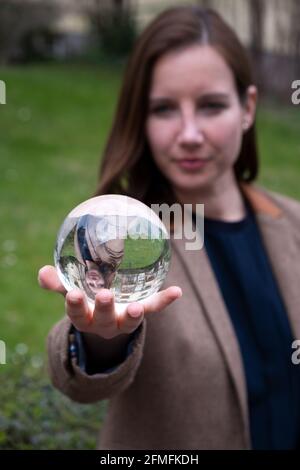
[68,325,141,375]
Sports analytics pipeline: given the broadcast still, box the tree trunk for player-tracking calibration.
[249,0,265,57]
[290,0,300,76]
[248,0,266,90]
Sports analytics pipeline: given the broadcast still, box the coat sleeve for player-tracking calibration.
[46,316,146,404]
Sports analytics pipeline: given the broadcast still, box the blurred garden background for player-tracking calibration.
[0,0,300,449]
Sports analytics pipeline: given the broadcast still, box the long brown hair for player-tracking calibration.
[94,5,259,206]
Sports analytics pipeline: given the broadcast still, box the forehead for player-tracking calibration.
[149,44,236,97]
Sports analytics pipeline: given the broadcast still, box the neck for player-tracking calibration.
[174,173,247,222]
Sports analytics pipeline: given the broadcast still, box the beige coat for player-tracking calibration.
[47,184,300,450]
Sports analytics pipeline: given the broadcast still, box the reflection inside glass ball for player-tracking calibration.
[54,195,171,307]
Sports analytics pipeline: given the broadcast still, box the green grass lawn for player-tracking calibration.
[0,63,300,357]
[0,63,123,355]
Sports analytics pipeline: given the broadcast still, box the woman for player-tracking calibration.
[39,6,300,449]
[74,214,125,293]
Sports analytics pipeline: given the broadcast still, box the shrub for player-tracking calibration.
[87,0,138,58]
[0,0,60,64]
[0,347,106,449]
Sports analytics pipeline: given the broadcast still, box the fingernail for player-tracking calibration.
[99,295,112,304]
[69,294,81,304]
[176,288,183,297]
[129,308,142,318]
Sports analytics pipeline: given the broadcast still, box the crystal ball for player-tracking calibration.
[54,194,171,307]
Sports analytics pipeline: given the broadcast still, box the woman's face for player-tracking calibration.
[85,261,105,293]
[145,44,256,198]
[85,260,116,293]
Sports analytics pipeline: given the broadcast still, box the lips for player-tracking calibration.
[174,157,211,170]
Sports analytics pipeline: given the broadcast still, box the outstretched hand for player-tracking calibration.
[38,265,182,339]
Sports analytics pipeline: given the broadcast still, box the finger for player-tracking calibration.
[92,289,116,329]
[65,289,92,330]
[118,302,144,334]
[38,265,66,295]
[142,286,182,315]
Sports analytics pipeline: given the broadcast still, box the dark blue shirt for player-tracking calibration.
[202,206,300,449]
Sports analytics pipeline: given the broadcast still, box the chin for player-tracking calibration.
[173,176,213,194]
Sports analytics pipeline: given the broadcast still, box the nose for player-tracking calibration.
[177,113,204,147]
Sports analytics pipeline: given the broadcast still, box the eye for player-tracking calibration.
[199,102,228,114]
[149,103,176,116]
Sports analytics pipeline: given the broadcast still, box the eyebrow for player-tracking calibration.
[149,93,230,103]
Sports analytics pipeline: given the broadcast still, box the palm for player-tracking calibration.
[38,265,182,338]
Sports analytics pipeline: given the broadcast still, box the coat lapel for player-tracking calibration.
[255,214,300,340]
[242,183,300,339]
[171,234,251,448]
[170,184,300,449]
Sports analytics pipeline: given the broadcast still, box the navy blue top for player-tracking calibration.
[201,205,300,449]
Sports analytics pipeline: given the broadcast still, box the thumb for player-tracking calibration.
[38,265,67,295]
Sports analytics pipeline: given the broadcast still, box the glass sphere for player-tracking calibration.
[54,195,171,307]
